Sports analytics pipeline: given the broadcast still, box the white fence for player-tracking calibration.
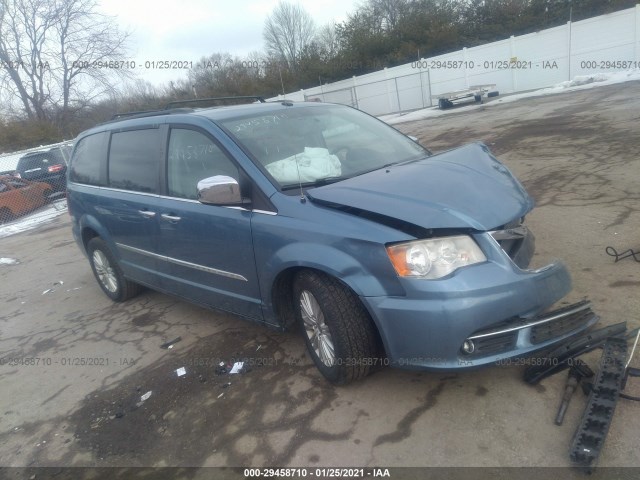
[271,5,640,115]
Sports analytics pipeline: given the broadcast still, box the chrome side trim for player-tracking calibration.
[159,195,200,204]
[116,243,248,281]
[468,301,592,340]
[70,182,277,213]
[70,183,160,198]
[253,209,278,216]
[116,243,164,260]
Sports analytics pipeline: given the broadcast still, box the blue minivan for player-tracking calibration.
[67,99,597,384]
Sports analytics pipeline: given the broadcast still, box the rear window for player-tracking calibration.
[18,155,45,170]
[108,129,161,193]
[70,132,108,185]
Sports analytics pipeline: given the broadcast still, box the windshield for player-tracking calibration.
[219,104,429,189]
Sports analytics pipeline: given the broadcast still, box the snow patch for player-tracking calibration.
[0,257,19,265]
[0,200,68,239]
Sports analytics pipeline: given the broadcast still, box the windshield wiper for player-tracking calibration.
[360,155,429,176]
[281,176,344,191]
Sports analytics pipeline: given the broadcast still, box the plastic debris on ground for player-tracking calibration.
[215,362,227,375]
[0,257,19,265]
[41,280,64,295]
[176,367,186,377]
[229,362,244,374]
[140,391,152,402]
[160,337,182,349]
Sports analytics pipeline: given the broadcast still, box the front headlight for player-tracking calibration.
[386,235,486,279]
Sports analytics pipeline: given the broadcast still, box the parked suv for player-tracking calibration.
[16,145,71,193]
[67,98,597,384]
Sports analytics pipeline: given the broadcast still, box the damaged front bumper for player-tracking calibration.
[364,232,598,371]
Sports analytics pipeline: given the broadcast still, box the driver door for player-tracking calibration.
[156,126,263,320]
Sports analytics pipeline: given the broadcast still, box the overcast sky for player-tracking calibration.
[99,0,360,86]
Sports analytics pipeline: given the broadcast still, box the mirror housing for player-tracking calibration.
[197,175,244,205]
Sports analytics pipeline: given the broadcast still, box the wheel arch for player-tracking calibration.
[269,265,387,358]
[81,227,100,253]
[78,215,114,255]
[267,255,381,330]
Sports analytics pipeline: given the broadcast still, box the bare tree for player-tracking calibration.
[316,23,340,61]
[0,0,130,127]
[263,1,316,70]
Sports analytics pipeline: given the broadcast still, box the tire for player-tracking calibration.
[87,237,141,302]
[43,189,52,203]
[293,270,381,385]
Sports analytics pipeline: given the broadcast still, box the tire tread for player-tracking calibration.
[87,237,141,302]
[295,270,379,384]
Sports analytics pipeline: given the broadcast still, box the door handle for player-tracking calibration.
[161,213,181,222]
[138,210,156,218]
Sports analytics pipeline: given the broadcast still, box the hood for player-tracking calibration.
[307,143,533,231]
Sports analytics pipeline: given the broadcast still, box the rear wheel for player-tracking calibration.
[293,270,381,384]
[87,237,141,302]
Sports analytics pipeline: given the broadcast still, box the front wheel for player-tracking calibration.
[293,270,381,384]
[87,237,141,302]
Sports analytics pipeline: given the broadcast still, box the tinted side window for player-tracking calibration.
[109,129,160,193]
[70,132,108,185]
[167,128,239,200]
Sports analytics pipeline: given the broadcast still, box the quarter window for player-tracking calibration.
[70,132,108,185]
[109,129,161,193]
[167,128,239,200]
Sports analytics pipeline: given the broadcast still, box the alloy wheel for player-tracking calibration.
[300,290,336,366]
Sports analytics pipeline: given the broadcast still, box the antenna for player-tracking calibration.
[293,152,306,203]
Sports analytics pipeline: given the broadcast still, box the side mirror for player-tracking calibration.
[197,175,243,205]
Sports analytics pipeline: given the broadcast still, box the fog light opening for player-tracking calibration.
[462,339,475,355]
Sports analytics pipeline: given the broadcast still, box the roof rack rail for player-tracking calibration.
[164,96,266,109]
[109,107,194,121]
[108,96,266,123]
